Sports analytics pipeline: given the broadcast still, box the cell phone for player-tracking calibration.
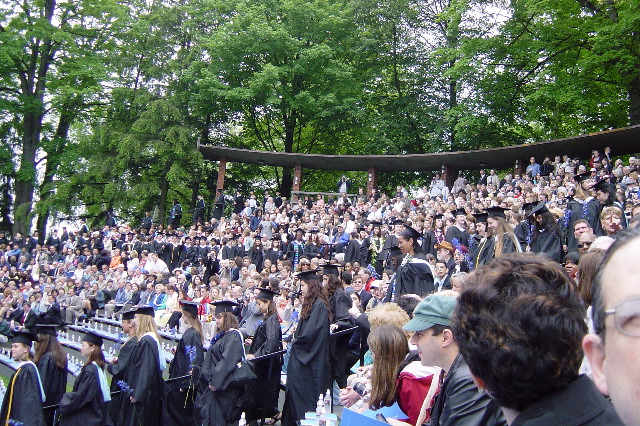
[375,413,388,423]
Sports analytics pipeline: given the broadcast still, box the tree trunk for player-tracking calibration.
[158,164,171,227]
[629,75,640,125]
[13,109,42,235]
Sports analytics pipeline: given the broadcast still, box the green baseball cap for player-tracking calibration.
[403,294,457,332]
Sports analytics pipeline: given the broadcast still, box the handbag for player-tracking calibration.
[227,329,256,385]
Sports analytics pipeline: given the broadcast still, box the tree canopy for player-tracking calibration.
[1,0,638,234]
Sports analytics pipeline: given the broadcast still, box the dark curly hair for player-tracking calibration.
[451,253,586,412]
[300,277,331,322]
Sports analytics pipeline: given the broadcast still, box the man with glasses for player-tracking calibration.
[577,232,597,256]
[584,227,640,425]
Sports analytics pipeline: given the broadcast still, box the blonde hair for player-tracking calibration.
[368,303,410,338]
[135,314,160,341]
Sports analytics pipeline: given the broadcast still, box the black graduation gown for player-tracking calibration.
[237,314,283,421]
[384,253,434,301]
[358,237,371,266]
[531,229,563,264]
[514,221,530,251]
[281,299,331,425]
[565,198,601,251]
[0,362,46,426]
[163,327,204,426]
[445,226,470,248]
[58,363,108,426]
[381,234,399,268]
[421,232,438,258]
[343,239,361,264]
[37,352,67,426]
[107,336,138,423]
[329,287,355,388]
[117,335,164,426]
[194,330,245,425]
[474,234,519,267]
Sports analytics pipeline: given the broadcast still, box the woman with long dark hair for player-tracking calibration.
[282,269,332,425]
[58,331,110,425]
[238,288,283,423]
[194,301,245,425]
[0,331,46,425]
[527,201,563,263]
[384,225,434,302]
[34,323,68,426]
[164,301,205,425]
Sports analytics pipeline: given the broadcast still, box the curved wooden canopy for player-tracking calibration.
[199,125,640,172]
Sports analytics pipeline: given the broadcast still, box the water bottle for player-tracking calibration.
[238,412,246,426]
[324,389,331,413]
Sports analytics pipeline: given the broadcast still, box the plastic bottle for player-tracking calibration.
[324,389,332,413]
[238,412,246,426]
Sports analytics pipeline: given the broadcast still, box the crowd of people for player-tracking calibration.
[0,147,639,425]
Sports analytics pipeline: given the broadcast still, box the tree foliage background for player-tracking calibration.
[0,0,637,234]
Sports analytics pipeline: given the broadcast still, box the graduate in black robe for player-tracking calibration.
[476,207,521,266]
[164,301,205,426]
[116,306,164,426]
[34,324,68,426]
[343,233,361,264]
[384,226,434,302]
[0,332,46,426]
[106,308,138,423]
[322,264,354,389]
[445,208,470,247]
[58,331,110,426]
[526,201,564,264]
[282,270,331,425]
[237,288,283,422]
[194,301,245,425]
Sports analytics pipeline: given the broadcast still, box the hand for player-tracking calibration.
[330,324,339,332]
[208,384,216,391]
[245,338,253,345]
[246,354,255,360]
[348,307,360,318]
[111,358,118,364]
[130,396,137,403]
[338,387,361,408]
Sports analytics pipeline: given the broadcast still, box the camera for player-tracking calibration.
[352,382,370,397]
[288,290,301,301]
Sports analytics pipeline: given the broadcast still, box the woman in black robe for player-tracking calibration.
[58,331,110,426]
[164,301,205,426]
[323,265,353,389]
[237,288,283,422]
[476,207,521,266]
[34,324,68,426]
[0,331,46,426]
[116,306,164,426]
[527,201,564,264]
[384,226,434,302]
[281,269,332,425]
[106,308,138,423]
[194,300,245,425]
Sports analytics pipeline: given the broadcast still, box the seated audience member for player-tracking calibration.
[388,292,505,426]
[453,253,622,425]
[584,228,640,425]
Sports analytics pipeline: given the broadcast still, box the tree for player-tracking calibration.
[0,0,125,235]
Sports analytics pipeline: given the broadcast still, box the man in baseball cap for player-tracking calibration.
[388,293,504,426]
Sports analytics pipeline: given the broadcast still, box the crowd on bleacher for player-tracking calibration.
[0,147,640,425]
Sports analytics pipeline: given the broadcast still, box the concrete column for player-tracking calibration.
[366,167,378,197]
[216,158,227,191]
[293,164,302,192]
[514,159,525,177]
[442,164,456,189]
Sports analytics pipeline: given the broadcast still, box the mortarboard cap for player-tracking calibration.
[180,300,200,317]
[34,323,62,337]
[486,206,508,219]
[369,221,382,227]
[401,225,422,242]
[472,212,488,223]
[453,208,466,217]
[593,179,612,193]
[12,331,36,346]
[574,171,593,183]
[256,287,279,301]
[211,300,238,315]
[135,305,156,317]
[322,263,340,276]
[295,269,321,282]
[388,245,403,259]
[433,214,443,220]
[119,307,136,321]
[81,330,103,347]
[391,219,405,226]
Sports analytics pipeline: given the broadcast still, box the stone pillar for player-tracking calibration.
[442,164,456,189]
[514,159,525,177]
[366,167,378,197]
[216,158,227,191]
[293,164,302,192]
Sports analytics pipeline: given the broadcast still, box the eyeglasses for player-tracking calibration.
[604,297,640,337]
[579,241,593,248]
